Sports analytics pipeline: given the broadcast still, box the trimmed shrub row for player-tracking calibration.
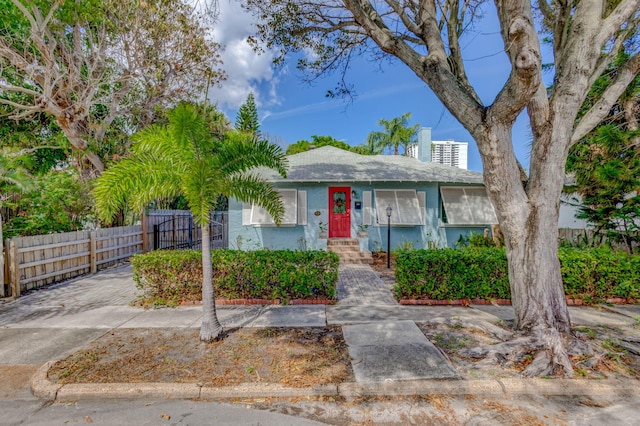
[394,247,640,302]
[132,249,340,306]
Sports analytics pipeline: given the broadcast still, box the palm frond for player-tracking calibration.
[181,160,223,225]
[227,173,285,224]
[168,103,210,156]
[131,126,187,160]
[93,153,182,223]
[216,133,287,177]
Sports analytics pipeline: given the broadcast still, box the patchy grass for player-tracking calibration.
[49,327,353,387]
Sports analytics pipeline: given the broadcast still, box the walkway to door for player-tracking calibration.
[335,264,397,305]
[332,263,459,382]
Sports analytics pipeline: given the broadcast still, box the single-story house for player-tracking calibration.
[228,130,500,252]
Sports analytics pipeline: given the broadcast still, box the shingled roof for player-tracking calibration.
[255,146,485,184]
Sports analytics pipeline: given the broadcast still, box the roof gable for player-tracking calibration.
[255,146,484,184]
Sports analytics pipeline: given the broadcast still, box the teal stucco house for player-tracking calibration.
[228,130,498,254]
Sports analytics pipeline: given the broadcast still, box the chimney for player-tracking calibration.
[418,127,432,163]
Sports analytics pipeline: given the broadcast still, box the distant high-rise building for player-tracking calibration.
[406,128,468,170]
[430,140,468,169]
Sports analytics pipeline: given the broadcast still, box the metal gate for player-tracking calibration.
[152,212,227,251]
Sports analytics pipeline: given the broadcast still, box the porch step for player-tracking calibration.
[327,238,359,247]
[327,239,373,265]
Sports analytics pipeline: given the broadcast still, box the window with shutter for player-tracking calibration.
[374,189,423,225]
[440,187,498,225]
[250,189,298,225]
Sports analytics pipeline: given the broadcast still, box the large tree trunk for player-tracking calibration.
[199,224,223,341]
[478,123,574,375]
[503,202,574,375]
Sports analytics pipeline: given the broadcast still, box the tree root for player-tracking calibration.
[616,336,640,356]
[522,326,574,377]
[458,326,588,377]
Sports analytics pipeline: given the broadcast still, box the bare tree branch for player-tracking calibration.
[488,0,541,124]
[572,52,640,145]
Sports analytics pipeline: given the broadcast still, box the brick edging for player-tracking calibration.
[179,299,335,306]
[399,297,639,306]
[399,299,511,306]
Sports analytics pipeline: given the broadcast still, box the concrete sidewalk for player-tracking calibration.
[1,263,640,402]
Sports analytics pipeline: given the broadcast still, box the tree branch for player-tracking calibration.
[488,0,542,124]
[0,82,42,98]
[571,52,640,145]
[598,0,640,48]
[589,19,638,90]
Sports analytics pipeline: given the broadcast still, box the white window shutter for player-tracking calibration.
[297,190,307,225]
[242,203,251,225]
[248,189,299,225]
[363,191,372,225]
[417,191,426,224]
[440,187,498,225]
[373,189,422,225]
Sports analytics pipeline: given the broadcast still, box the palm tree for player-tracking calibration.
[366,112,420,155]
[93,103,287,341]
[0,150,33,295]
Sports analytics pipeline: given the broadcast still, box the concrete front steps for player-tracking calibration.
[327,238,373,265]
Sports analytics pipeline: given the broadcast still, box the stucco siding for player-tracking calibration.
[229,182,493,251]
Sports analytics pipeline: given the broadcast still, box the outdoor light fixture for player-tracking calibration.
[351,190,358,200]
[386,205,392,269]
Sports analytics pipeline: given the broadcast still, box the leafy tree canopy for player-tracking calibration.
[0,0,224,178]
[286,135,352,154]
[567,126,639,254]
[3,170,93,238]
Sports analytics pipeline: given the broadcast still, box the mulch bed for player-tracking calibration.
[48,327,353,387]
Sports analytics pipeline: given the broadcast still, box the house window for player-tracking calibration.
[374,189,424,225]
[440,186,498,225]
[246,189,299,226]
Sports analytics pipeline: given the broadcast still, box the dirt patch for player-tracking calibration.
[417,322,525,379]
[416,321,640,380]
[48,327,353,387]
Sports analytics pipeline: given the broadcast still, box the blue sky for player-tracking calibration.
[208,2,540,173]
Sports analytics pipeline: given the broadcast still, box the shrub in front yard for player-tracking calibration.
[394,248,510,301]
[131,249,339,306]
[394,247,640,302]
[559,248,640,302]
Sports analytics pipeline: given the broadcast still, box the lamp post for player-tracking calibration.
[386,205,392,269]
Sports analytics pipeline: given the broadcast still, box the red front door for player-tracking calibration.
[329,187,351,238]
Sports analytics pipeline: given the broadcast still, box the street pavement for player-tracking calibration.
[1,262,640,424]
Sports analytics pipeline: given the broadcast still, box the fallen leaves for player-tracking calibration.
[48,327,353,387]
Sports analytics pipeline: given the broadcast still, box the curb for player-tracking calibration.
[30,362,62,401]
[31,363,640,401]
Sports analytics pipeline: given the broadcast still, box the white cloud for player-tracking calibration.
[207,1,280,111]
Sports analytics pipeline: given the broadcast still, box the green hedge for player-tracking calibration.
[132,249,340,306]
[394,247,640,302]
[559,248,640,302]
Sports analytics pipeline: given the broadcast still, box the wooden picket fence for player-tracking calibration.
[1,210,228,299]
[1,226,143,298]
